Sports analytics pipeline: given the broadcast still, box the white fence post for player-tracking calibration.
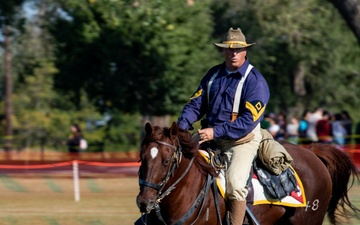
[72,160,80,202]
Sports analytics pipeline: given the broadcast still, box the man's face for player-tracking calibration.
[223,48,247,71]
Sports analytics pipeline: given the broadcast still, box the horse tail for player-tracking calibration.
[308,143,360,225]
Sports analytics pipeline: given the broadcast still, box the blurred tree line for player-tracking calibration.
[0,0,359,152]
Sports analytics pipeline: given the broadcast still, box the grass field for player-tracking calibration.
[0,176,139,225]
[0,176,359,225]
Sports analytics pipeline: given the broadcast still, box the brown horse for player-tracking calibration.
[136,122,360,225]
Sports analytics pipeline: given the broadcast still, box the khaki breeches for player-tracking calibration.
[216,124,261,201]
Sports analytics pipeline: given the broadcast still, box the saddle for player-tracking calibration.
[200,140,297,200]
[252,158,297,200]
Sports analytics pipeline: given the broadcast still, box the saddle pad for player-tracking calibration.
[199,150,306,207]
[198,150,226,198]
[251,166,306,207]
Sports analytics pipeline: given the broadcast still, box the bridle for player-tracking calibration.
[138,139,196,225]
[139,139,188,192]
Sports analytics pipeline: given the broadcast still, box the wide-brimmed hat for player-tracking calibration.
[213,27,255,49]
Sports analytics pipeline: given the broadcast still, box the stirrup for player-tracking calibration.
[209,149,226,170]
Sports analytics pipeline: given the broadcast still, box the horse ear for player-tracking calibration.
[169,122,179,136]
[145,122,153,135]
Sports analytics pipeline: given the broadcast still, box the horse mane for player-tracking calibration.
[141,124,217,177]
[176,129,218,177]
[141,125,164,146]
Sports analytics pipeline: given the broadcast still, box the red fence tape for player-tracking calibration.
[0,146,359,171]
[0,160,140,170]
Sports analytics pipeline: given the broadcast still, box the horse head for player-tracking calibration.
[136,121,183,214]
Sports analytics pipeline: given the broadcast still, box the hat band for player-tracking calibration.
[223,41,247,48]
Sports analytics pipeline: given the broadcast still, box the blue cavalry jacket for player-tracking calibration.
[177,59,270,139]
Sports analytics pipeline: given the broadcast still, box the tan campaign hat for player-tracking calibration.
[214,27,255,49]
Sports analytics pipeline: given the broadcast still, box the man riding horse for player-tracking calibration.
[177,27,273,224]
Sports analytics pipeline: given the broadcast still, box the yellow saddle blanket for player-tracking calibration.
[199,150,306,207]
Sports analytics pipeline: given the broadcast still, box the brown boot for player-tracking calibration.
[228,200,246,225]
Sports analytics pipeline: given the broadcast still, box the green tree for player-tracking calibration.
[0,0,26,150]
[212,0,360,118]
[49,0,217,116]
[8,3,69,150]
[3,0,100,151]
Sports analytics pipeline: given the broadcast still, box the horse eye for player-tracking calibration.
[163,159,170,166]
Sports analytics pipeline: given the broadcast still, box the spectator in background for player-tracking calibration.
[316,110,333,143]
[307,107,323,142]
[341,110,353,144]
[298,110,311,144]
[286,116,299,144]
[260,114,271,130]
[67,124,83,154]
[267,115,281,138]
[332,113,347,146]
[355,121,360,146]
[276,112,287,141]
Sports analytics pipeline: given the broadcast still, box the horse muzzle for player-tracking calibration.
[136,194,156,214]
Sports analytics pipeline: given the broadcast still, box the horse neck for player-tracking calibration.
[164,156,205,195]
[160,156,207,220]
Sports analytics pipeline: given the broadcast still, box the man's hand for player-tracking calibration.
[198,128,214,144]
